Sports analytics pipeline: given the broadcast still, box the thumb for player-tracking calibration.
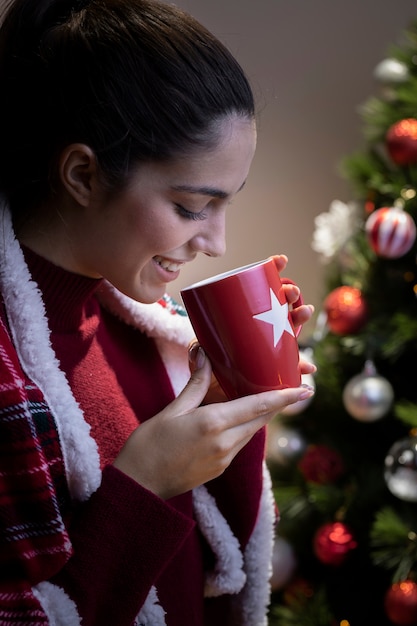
[170,344,213,414]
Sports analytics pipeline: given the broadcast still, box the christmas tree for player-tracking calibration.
[267,21,417,626]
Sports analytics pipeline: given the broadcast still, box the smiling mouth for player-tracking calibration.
[154,256,184,273]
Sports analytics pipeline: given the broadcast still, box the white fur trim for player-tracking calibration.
[134,586,166,626]
[193,485,246,597]
[97,282,195,346]
[98,283,195,396]
[233,462,275,625]
[32,582,81,626]
[154,337,191,396]
[0,204,101,501]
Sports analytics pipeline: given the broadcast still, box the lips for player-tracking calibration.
[154,255,184,273]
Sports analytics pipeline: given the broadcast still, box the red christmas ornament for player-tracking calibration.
[385,580,417,626]
[313,522,357,566]
[323,286,368,335]
[386,118,417,166]
[365,206,416,258]
[298,444,345,484]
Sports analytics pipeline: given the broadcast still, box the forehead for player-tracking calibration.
[155,117,257,192]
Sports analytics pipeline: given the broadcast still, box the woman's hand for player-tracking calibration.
[273,253,315,332]
[273,253,316,376]
[113,348,314,500]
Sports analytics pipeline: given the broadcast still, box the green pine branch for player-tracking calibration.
[370,507,417,581]
[394,400,417,428]
[269,586,335,626]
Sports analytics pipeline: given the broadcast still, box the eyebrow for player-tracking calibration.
[171,180,246,199]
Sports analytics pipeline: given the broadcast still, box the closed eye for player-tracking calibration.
[174,204,208,221]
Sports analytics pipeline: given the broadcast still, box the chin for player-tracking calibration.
[128,285,166,304]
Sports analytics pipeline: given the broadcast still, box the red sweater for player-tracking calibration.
[21,247,208,625]
[8,248,265,625]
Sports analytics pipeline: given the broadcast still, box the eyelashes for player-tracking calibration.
[174,204,208,221]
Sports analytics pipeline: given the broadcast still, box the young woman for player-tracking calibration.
[0,0,315,624]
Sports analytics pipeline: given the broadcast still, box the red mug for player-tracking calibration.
[180,256,303,400]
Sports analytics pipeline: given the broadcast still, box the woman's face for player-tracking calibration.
[26,116,257,303]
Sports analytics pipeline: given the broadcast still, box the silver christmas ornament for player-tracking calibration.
[266,422,307,465]
[342,360,394,422]
[373,58,409,84]
[384,436,417,502]
[270,536,297,591]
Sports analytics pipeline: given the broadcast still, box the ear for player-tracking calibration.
[58,143,99,206]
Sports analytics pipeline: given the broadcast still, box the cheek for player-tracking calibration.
[120,197,193,254]
[147,216,195,252]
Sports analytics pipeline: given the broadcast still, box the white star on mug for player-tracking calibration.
[253,288,295,347]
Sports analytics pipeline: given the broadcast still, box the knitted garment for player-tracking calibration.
[0,202,276,626]
[20,244,178,469]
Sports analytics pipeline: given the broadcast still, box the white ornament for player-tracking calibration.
[342,360,394,422]
[373,58,409,84]
[266,422,306,465]
[270,537,297,591]
[312,200,362,264]
[385,437,417,502]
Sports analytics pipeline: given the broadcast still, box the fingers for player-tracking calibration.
[270,254,288,273]
[224,385,315,428]
[215,385,316,460]
[282,282,301,304]
[299,358,317,375]
[291,303,314,328]
[167,344,212,415]
[187,385,315,476]
[188,341,205,371]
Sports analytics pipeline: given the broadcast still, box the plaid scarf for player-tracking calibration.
[0,314,72,582]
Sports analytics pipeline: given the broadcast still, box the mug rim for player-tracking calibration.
[180,257,271,292]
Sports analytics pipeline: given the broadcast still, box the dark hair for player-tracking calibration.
[0,0,255,217]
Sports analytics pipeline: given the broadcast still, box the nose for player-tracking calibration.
[190,212,227,258]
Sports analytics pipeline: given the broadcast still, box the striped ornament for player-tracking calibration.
[365,206,416,258]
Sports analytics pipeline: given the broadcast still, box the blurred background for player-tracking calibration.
[171,0,417,339]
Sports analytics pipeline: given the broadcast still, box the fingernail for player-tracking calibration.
[299,384,315,400]
[196,347,206,369]
[189,344,206,370]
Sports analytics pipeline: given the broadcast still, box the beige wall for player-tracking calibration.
[171,0,417,340]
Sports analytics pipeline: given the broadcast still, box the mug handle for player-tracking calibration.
[271,257,304,338]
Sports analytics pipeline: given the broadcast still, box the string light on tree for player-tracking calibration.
[365,206,416,259]
[342,360,394,422]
